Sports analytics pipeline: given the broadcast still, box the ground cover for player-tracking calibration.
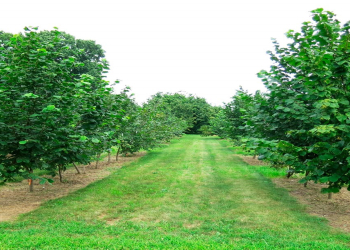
[1,135,350,249]
[234,150,350,233]
[0,152,145,222]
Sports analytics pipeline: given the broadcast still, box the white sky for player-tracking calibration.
[1,0,349,106]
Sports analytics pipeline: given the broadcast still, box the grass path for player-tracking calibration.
[1,135,350,249]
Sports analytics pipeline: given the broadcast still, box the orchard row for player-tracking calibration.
[206,9,350,194]
[0,27,215,191]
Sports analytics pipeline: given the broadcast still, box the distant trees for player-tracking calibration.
[206,88,264,140]
[114,89,187,158]
[146,92,215,134]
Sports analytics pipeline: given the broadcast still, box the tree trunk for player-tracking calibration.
[116,147,121,161]
[328,193,332,199]
[95,154,101,169]
[28,169,34,192]
[108,152,111,164]
[304,171,310,187]
[253,154,256,159]
[73,162,80,174]
[58,165,63,183]
[28,179,34,192]
[286,166,294,178]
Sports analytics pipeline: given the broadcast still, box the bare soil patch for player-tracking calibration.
[0,152,145,222]
[235,154,267,166]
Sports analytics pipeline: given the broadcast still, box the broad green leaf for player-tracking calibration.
[92,138,100,143]
[319,154,333,160]
[79,136,87,141]
[329,174,341,182]
[319,177,329,183]
[46,105,55,110]
[23,93,39,98]
[299,178,308,184]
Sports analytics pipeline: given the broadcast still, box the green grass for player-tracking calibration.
[1,135,350,249]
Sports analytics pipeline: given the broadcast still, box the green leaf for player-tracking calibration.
[92,138,100,143]
[19,140,27,145]
[313,15,320,22]
[336,115,347,123]
[16,157,30,163]
[319,177,329,183]
[299,178,308,184]
[315,169,324,176]
[79,136,87,141]
[46,105,55,110]
[329,174,341,182]
[39,178,47,185]
[22,93,39,98]
[319,154,334,160]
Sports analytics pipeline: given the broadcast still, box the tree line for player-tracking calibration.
[0,27,215,192]
[205,9,350,195]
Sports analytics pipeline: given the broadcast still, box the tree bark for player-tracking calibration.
[108,152,111,164]
[58,165,63,183]
[28,169,34,192]
[28,179,34,192]
[304,171,310,187]
[328,193,332,199]
[73,162,80,174]
[286,169,293,178]
[116,147,121,161]
[95,154,101,169]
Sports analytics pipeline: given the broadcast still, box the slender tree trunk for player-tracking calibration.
[28,179,34,192]
[58,165,63,183]
[73,162,80,174]
[286,167,294,178]
[95,154,101,169]
[304,171,310,187]
[28,169,34,192]
[108,152,111,164]
[116,147,121,161]
[253,154,256,159]
[328,193,332,199]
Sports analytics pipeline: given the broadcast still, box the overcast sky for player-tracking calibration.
[1,0,349,106]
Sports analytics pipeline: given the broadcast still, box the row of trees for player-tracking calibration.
[0,27,190,192]
[207,9,350,194]
[146,92,217,134]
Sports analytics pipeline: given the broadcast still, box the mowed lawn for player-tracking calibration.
[1,135,350,249]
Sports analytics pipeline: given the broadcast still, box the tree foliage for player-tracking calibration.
[0,27,210,192]
[207,88,263,140]
[115,89,187,157]
[147,92,214,134]
[243,9,350,193]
